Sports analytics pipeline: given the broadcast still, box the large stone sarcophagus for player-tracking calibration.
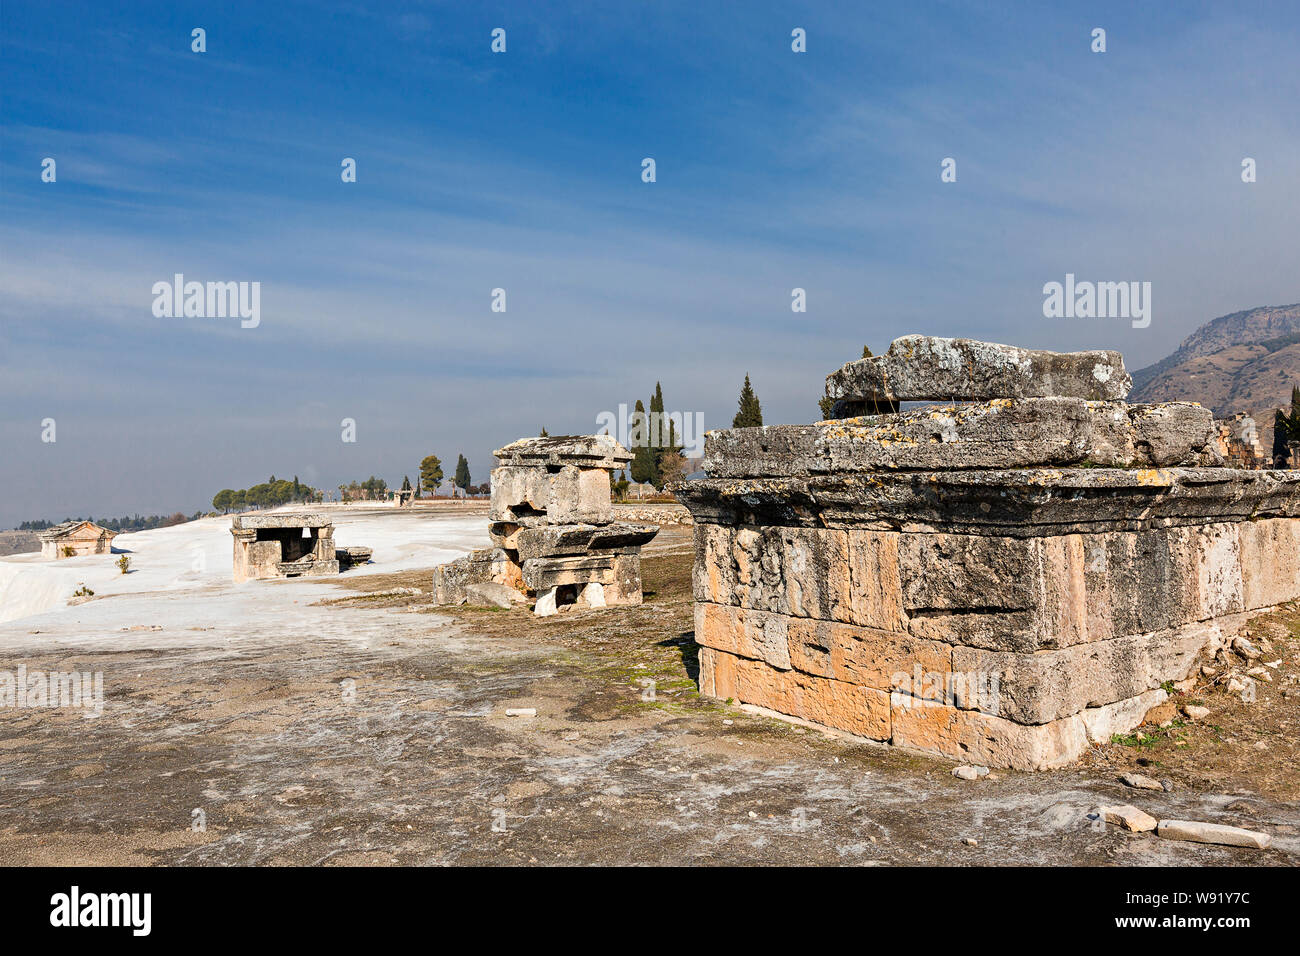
[433,435,658,615]
[674,336,1300,770]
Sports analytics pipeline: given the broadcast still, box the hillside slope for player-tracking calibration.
[1130,304,1300,455]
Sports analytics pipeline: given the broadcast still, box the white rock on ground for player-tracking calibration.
[1098,804,1158,832]
[1119,772,1164,791]
[1156,820,1271,849]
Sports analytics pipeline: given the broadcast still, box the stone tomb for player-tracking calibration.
[433,435,658,615]
[674,335,1300,770]
[231,512,339,583]
[38,520,118,560]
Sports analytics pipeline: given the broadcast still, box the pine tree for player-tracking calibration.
[540,426,549,437]
[401,475,412,491]
[733,374,763,428]
[454,454,472,493]
[420,455,444,493]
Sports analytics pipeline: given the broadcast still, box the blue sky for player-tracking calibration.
[2,1,1299,526]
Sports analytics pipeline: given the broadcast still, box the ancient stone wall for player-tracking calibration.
[676,336,1300,770]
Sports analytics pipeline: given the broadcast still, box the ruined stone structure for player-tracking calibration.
[675,335,1300,770]
[433,435,658,615]
[231,512,339,583]
[1213,413,1264,469]
[38,521,117,559]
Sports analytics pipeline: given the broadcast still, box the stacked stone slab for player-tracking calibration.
[674,335,1300,770]
[433,435,659,615]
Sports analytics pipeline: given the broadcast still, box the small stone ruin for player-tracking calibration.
[231,512,339,583]
[433,435,659,615]
[674,335,1300,770]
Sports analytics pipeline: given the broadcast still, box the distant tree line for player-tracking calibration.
[420,453,485,497]
[17,513,200,532]
[213,475,322,513]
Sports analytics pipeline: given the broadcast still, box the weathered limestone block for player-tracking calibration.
[1238,518,1300,609]
[521,554,615,590]
[890,688,1162,770]
[699,646,891,741]
[677,468,1300,536]
[951,619,1234,724]
[548,466,614,524]
[694,602,793,671]
[488,466,553,524]
[825,335,1131,403]
[706,400,1221,476]
[494,434,633,471]
[465,581,524,608]
[606,551,644,606]
[488,465,613,525]
[514,522,657,560]
[433,548,522,604]
[785,616,952,694]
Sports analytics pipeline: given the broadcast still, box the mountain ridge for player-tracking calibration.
[1130,304,1300,455]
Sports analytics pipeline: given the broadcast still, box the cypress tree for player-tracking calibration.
[733,374,763,428]
[630,399,656,484]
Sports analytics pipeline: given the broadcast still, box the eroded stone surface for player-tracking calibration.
[493,434,632,470]
[1156,820,1271,849]
[825,335,1131,403]
[705,399,1221,476]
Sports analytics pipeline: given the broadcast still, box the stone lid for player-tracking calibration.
[493,434,632,469]
[702,399,1219,477]
[826,335,1131,403]
[232,512,332,530]
[674,468,1300,536]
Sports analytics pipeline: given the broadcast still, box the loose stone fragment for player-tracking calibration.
[1156,820,1271,849]
[825,335,1131,404]
[1120,773,1165,791]
[1098,804,1158,832]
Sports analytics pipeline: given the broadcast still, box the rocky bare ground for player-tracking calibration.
[0,531,38,557]
[0,524,1296,865]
